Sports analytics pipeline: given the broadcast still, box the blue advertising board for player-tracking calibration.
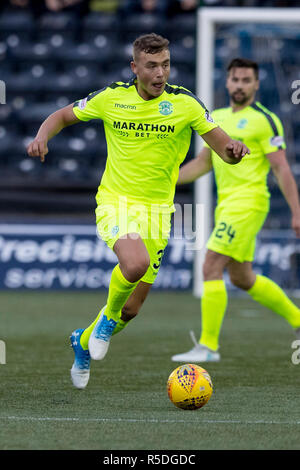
[0,224,193,290]
[0,224,299,292]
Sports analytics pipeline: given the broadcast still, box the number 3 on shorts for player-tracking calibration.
[215,221,236,243]
[153,249,164,270]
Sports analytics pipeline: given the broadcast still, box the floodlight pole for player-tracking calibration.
[194,7,300,297]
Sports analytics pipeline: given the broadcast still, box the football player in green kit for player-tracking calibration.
[172,58,300,363]
[27,35,249,388]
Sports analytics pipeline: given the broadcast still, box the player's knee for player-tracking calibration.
[123,255,150,282]
[229,273,252,290]
[203,260,223,281]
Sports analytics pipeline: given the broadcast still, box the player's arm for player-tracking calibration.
[201,126,250,164]
[177,147,212,185]
[267,149,300,237]
[27,103,80,162]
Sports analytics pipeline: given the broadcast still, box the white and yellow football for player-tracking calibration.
[167,363,213,410]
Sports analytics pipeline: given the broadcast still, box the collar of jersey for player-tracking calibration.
[230,100,257,114]
[131,77,166,103]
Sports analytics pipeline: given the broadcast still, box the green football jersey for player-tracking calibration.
[73,78,217,210]
[205,101,286,212]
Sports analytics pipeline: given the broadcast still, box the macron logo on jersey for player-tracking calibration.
[114,103,137,110]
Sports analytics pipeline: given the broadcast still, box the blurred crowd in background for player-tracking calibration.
[0,0,297,17]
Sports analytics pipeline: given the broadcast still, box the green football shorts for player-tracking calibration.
[95,191,171,284]
[206,205,268,263]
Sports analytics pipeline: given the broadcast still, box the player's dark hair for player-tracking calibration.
[133,33,169,60]
[227,58,259,79]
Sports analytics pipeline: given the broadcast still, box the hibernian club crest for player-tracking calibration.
[159,100,173,115]
[237,118,248,129]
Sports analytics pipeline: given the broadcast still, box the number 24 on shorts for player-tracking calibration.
[215,221,236,243]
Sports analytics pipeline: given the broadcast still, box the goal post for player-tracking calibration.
[194,7,300,297]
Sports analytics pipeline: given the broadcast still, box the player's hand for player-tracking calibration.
[225,139,250,163]
[27,137,49,163]
[291,211,300,237]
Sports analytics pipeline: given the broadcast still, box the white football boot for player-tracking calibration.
[88,307,118,360]
[70,329,91,389]
[171,331,220,363]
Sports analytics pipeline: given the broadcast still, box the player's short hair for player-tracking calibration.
[227,58,259,79]
[133,33,169,61]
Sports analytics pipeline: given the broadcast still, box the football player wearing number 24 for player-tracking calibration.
[172,58,300,364]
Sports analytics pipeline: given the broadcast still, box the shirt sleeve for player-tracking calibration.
[72,87,108,121]
[187,94,218,136]
[259,112,286,154]
[201,110,217,148]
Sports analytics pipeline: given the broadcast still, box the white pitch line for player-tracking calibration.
[1,416,300,425]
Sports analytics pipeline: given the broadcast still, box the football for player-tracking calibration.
[167,363,213,410]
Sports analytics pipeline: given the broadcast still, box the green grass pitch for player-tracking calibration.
[0,290,300,450]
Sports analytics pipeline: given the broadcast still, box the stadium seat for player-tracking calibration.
[53,41,111,67]
[15,102,59,126]
[54,156,95,182]
[111,41,134,69]
[46,70,104,96]
[46,134,106,184]
[169,38,196,66]
[36,12,79,41]
[106,62,134,83]
[168,64,195,92]
[9,40,55,68]
[9,69,51,95]
[0,131,37,179]
[85,35,118,65]
[0,126,17,159]
[42,35,76,69]
[69,64,107,93]
[65,119,105,141]
[66,62,102,79]
[82,12,120,42]
[5,151,46,180]
[43,92,80,105]
[121,13,167,41]
[46,134,99,159]
[167,14,196,41]
[19,61,57,77]
[0,11,34,41]
[0,39,8,64]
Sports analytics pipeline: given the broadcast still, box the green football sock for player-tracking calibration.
[80,264,138,350]
[199,280,228,351]
[80,307,105,350]
[247,274,300,328]
[105,264,139,322]
[112,318,131,336]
